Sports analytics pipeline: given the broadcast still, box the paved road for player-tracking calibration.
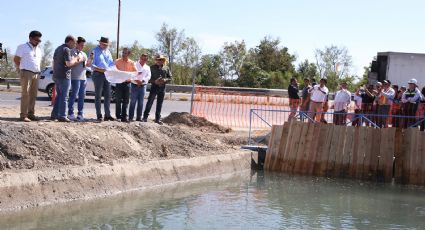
[0,91,191,119]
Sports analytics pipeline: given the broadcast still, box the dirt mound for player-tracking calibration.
[0,120,243,171]
[162,112,231,133]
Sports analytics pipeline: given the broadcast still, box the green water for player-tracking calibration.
[1,172,425,230]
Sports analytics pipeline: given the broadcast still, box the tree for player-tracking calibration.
[40,40,53,69]
[297,59,318,81]
[197,54,223,86]
[0,48,18,78]
[155,23,185,70]
[315,45,352,79]
[250,36,296,73]
[220,40,247,81]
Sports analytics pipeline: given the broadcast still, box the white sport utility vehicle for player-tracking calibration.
[38,67,116,101]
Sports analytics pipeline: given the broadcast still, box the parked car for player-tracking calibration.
[38,67,116,101]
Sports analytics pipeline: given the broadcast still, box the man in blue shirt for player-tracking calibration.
[87,37,115,121]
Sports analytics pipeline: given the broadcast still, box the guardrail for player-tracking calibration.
[0,77,20,89]
[0,77,291,96]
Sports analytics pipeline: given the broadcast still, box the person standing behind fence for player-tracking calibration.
[88,37,115,122]
[68,37,87,121]
[300,78,312,114]
[288,78,300,121]
[130,53,151,122]
[401,79,422,128]
[51,35,81,122]
[13,30,43,122]
[142,54,172,125]
[358,84,376,126]
[375,80,395,128]
[418,87,425,131]
[308,78,329,122]
[332,82,351,125]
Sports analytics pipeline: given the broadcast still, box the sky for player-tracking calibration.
[2,0,425,76]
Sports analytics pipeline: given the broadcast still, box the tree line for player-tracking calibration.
[0,23,368,92]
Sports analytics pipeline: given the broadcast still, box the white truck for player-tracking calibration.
[369,52,425,87]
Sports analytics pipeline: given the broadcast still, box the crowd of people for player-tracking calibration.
[13,31,171,124]
[288,77,425,130]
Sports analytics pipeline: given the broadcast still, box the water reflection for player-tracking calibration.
[1,171,424,229]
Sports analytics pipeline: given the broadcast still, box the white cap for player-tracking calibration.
[408,78,418,85]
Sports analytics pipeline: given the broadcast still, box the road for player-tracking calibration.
[0,91,191,119]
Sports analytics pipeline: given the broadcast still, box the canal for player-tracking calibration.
[1,171,424,229]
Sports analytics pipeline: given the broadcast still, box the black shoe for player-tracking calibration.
[155,120,163,125]
[121,118,129,123]
[104,116,115,121]
[28,115,39,121]
[136,117,142,122]
[97,116,103,122]
[141,118,148,122]
[58,117,71,123]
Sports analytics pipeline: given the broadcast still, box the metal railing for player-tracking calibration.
[248,109,425,146]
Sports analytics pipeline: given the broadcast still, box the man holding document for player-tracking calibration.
[129,53,151,122]
[113,48,137,122]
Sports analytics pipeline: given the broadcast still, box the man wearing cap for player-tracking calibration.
[87,37,115,121]
[401,78,422,127]
[375,80,395,128]
[308,78,329,122]
[13,30,43,122]
[332,82,351,125]
[129,53,151,122]
[51,35,83,122]
[142,54,172,124]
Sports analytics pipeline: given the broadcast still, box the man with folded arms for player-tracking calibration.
[87,37,115,122]
[130,53,151,122]
[14,30,43,122]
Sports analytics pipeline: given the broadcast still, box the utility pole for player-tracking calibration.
[116,0,121,59]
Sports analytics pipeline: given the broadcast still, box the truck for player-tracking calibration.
[369,52,425,87]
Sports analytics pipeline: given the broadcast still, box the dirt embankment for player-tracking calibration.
[0,112,252,211]
[0,112,246,172]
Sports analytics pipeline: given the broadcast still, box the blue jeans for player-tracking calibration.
[92,72,111,118]
[51,78,71,119]
[68,79,87,116]
[129,84,146,120]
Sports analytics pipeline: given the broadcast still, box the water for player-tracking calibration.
[1,171,425,230]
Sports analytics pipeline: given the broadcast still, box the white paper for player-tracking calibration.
[104,68,138,84]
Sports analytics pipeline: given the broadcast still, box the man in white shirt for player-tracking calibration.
[129,53,151,121]
[332,82,351,125]
[308,78,329,122]
[13,30,43,122]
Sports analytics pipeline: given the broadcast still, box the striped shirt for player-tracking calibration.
[15,42,43,72]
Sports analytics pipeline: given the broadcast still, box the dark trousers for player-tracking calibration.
[92,72,111,118]
[115,82,130,119]
[402,103,418,128]
[333,109,347,125]
[143,84,165,121]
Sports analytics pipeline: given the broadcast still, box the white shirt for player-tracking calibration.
[15,42,43,72]
[333,89,351,111]
[309,85,329,102]
[134,61,151,85]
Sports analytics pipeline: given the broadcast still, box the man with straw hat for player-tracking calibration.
[142,54,172,124]
[87,36,115,122]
